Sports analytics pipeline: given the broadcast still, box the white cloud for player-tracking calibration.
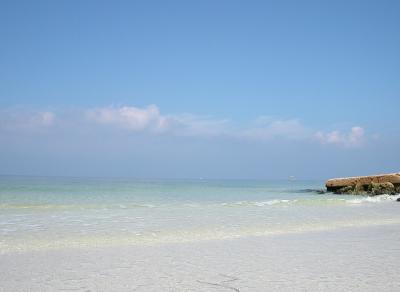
[86,105,172,132]
[1,105,371,149]
[86,105,229,136]
[314,126,365,148]
[86,106,311,140]
[80,105,371,148]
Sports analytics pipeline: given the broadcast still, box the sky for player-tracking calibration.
[0,0,399,179]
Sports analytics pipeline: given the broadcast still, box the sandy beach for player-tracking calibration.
[1,224,400,292]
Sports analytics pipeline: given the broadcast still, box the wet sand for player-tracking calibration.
[1,224,400,292]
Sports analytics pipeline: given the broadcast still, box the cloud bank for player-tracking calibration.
[0,105,369,148]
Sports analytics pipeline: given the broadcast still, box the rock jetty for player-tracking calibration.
[326,173,400,195]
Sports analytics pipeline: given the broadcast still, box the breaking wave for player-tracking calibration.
[346,194,400,204]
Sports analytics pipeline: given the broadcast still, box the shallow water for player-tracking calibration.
[1,176,399,253]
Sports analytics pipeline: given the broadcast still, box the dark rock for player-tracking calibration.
[397,198,400,202]
[370,182,395,196]
[326,173,400,192]
[326,173,400,196]
[354,182,367,195]
[296,189,326,194]
[334,185,355,195]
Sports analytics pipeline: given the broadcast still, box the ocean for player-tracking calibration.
[1,175,399,254]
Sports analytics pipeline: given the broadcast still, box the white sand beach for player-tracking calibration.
[1,224,400,292]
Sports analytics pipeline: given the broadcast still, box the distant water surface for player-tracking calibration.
[1,176,399,253]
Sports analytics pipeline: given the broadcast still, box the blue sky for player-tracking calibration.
[0,0,399,179]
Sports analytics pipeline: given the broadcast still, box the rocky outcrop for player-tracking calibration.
[326,173,400,195]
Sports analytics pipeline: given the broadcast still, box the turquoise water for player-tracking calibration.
[1,176,399,253]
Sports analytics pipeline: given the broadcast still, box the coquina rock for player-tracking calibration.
[326,173,400,195]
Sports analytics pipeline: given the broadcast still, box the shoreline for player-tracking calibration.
[2,215,400,255]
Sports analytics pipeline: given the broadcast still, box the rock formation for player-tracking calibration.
[325,173,400,195]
